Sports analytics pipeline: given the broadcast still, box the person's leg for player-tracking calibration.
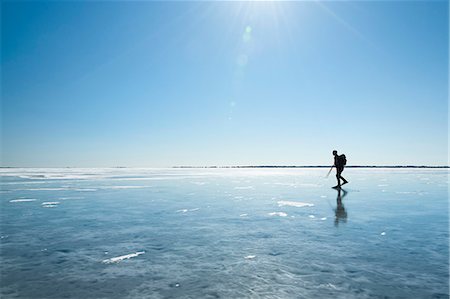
[340,167,348,185]
[335,169,342,187]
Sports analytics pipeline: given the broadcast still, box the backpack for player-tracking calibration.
[338,154,347,166]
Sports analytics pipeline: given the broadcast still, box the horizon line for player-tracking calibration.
[173,165,450,169]
[0,165,449,169]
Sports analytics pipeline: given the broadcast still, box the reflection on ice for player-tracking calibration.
[334,189,348,227]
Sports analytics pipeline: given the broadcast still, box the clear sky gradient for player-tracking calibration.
[1,1,448,167]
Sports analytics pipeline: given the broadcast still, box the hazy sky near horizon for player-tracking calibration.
[1,1,448,167]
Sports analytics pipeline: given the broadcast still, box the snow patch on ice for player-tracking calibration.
[277,201,314,208]
[9,198,36,203]
[42,202,60,205]
[42,205,58,208]
[269,212,288,217]
[176,208,199,213]
[234,186,254,190]
[102,251,145,264]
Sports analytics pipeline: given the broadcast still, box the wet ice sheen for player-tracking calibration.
[0,168,448,299]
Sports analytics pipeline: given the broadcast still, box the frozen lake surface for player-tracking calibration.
[0,168,448,298]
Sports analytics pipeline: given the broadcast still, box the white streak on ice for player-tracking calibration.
[24,188,69,191]
[9,198,36,203]
[42,202,60,205]
[42,205,58,208]
[327,283,338,290]
[268,212,287,217]
[277,201,314,208]
[176,208,199,213]
[102,251,145,264]
[100,186,151,189]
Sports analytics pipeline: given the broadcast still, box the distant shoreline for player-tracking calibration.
[173,165,450,169]
[0,166,448,169]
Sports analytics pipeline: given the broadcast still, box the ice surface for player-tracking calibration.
[0,168,448,299]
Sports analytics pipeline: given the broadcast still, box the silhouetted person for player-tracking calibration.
[334,188,348,227]
[332,150,348,188]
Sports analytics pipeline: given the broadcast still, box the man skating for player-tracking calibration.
[332,150,348,189]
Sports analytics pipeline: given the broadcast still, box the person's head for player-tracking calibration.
[332,150,338,156]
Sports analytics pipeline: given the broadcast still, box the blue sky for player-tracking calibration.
[1,1,448,167]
